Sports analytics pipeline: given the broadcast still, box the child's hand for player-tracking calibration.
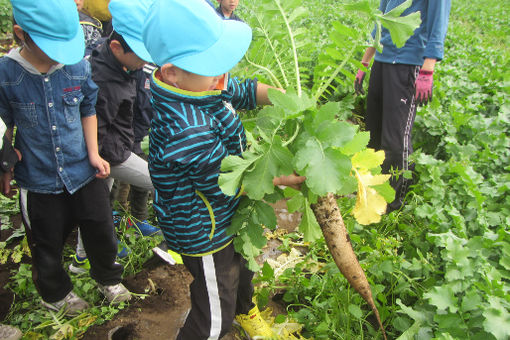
[0,171,16,198]
[273,173,306,191]
[0,147,21,198]
[89,154,110,178]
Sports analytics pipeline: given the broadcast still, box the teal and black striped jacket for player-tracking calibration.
[148,72,257,256]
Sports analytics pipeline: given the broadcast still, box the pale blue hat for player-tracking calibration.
[11,0,85,65]
[109,0,153,63]
[143,0,252,76]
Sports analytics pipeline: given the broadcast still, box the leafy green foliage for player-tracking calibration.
[220,0,417,271]
[239,1,510,339]
[0,0,11,35]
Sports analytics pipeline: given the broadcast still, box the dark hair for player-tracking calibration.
[108,30,133,53]
[12,16,33,46]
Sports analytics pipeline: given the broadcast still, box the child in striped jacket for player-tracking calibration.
[142,0,304,339]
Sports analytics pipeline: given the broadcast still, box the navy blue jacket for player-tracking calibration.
[149,72,257,256]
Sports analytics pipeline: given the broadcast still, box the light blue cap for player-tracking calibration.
[109,0,153,63]
[11,0,85,65]
[143,0,252,77]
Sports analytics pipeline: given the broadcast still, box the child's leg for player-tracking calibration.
[235,255,256,315]
[177,243,248,340]
[110,152,153,191]
[75,229,87,258]
[72,178,123,285]
[110,179,130,212]
[110,152,159,235]
[19,189,75,302]
[128,150,149,221]
[128,185,149,221]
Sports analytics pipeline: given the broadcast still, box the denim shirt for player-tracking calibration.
[0,49,99,194]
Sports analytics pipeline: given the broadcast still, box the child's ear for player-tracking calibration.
[13,25,24,43]
[160,64,178,84]
[109,40,123,55]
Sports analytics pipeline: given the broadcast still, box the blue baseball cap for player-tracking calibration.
[143,0,252,77]
[11,0,85,65]
[109,0,153,63]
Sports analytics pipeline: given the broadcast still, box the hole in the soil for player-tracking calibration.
[108,324,136,340]
[156,287,164,295]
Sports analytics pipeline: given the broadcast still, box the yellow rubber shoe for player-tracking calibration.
[235,305,275,339]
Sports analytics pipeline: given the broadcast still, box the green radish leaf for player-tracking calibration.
[339,131,370,155]
[294,138,352,196]
[385,0,414,17]
[300,201,322,242]
[287,7,308,23]
[395,321,421,340]
[244,152,277,200]
[313,101,340,129]
[423,285,458,313]
[344,1,373,15]
[379,3,422,48]
[483,308,510,340]
[373,182,396,203]
[315,121,357,149]
[267,88,314,115]
[219,155,257,196]
[253,201,277,229]
[234,234,260,272]
[348,304,363,319]
[244,140,295,200]
[270,138,295,175]
[331,21,357,38]
[286,191,304,213]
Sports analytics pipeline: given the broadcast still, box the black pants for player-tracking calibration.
[366,61,420,211]
[20,178,123,302]
[176,242,255,340]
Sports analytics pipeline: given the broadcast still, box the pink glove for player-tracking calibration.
[354,62,369,95]
[415,69,434,106]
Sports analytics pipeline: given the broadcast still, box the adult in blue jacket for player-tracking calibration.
[355,0,451,212]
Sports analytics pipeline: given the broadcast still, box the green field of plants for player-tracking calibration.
[0,0,508,339]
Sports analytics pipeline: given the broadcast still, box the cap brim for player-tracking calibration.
[30,27,85,65]
[172,20,252,77]
[124,36,153,63]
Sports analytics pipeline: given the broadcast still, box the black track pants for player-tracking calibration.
[365,61,420,210]
[20,178,123,302]
[176,242,255,340]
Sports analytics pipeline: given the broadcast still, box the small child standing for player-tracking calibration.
[70,0,161,273]
[88,0,156,218]
[142,0,304,338]
[74,0,104,57]
[216,0,244,22]
[0,0,130,315]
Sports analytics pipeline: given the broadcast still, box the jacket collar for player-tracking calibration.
[90,43,134,82]
[6,47,64,75]
[151,70,228,105]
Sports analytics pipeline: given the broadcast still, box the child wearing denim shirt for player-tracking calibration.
[143,0,304,338]
[0,0,130,315]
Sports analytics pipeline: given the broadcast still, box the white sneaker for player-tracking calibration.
[98,283,131,304]
[41,291,90,316]
[0,324,22,340]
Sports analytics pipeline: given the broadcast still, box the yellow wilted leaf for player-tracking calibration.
[352,168,390,225]
[351,149,386,170]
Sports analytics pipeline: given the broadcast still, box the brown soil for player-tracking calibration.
[0,200,301,340]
